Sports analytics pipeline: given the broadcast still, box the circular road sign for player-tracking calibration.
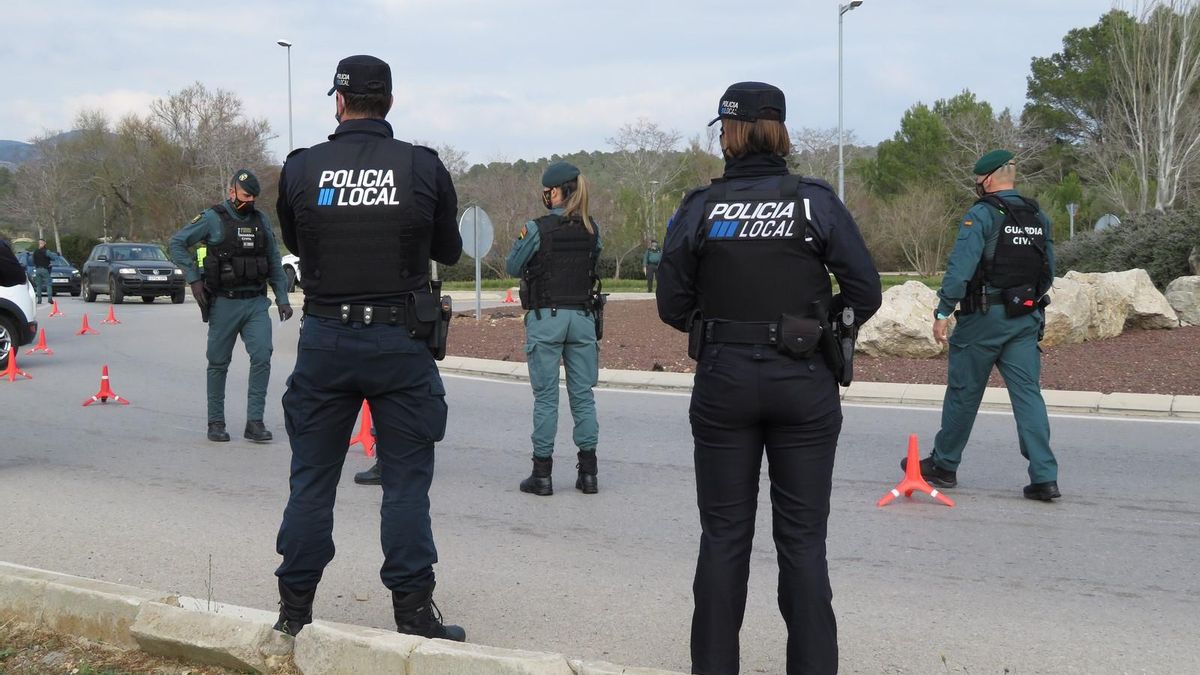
[1094,213,1122,232]
[459,206,494,259]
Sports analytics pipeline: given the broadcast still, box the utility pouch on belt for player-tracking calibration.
[518,279,532,310]
[777,314,822,359]
[407,292,438,340]
[686,310,704,361]
[1000,284,1039,317]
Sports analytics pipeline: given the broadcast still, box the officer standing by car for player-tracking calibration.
[271,55,465,642]
[505,161,602,496]
[32,239,53,304]
[168,170,293,443]
[657,81,881,675]
[904,150,1060,501]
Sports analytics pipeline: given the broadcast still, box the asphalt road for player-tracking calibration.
[2,299,1198,674]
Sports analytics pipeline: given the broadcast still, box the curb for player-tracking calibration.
[438,356,1200,420]
[0,562,686,675]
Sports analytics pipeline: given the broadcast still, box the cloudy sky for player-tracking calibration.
[3,0,1112,166]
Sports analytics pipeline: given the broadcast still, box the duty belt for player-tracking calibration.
[304,301,409,325]
[218,289,267,300]
[703,320,779,346]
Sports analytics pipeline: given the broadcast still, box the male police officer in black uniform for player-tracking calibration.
[272,55,466,641]
[658,82,881,675]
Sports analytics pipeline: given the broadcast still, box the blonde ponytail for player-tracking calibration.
[563,175,594,235]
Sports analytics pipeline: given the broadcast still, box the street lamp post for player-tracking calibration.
[648,180,660,242]
[277,39,294,151]
[837,1,863,202]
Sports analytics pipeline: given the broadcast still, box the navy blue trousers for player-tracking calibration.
[275,317,448,595]
[689,344,842,675]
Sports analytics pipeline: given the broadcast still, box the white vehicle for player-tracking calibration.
[281,253,301,293]
[0,277,37,369]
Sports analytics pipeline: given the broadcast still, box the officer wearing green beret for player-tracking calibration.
[169,169,293,442]
[904,150,1061,501]
[505,161,602,495]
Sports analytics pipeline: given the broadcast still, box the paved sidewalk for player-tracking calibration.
[439,355,1200,419]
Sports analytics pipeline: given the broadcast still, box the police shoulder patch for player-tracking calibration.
[962,219,973,228]
[190,213,204,224]
[518,225,527,240]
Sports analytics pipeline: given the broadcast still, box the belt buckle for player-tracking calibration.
[339,304,350,323]
[363,305,374,325]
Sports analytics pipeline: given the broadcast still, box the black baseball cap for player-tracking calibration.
[327,55,392,96]
[707,81,787,126]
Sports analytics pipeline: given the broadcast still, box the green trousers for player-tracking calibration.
[934,304,1058,483]
[524,308,599,458]
[207,294,273,423]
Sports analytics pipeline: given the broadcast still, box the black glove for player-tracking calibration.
[190,281,208,307]
[278,304,294,322]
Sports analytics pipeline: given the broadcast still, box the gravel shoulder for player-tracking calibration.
[447,300,1200,396]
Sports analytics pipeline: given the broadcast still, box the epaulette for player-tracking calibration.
[797,175,836,194]
[414,144,438,157]
[285,147,308,160]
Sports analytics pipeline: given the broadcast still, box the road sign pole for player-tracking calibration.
[474,209,482,322]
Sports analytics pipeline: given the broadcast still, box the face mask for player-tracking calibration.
[232,197,255,214]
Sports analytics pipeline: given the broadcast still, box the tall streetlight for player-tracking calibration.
[277,39,294,151]
[837,1,863,202]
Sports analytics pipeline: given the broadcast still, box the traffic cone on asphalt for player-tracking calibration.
[77,314,99,335]
[876,434,955,508]
[102,306,121,324]
[2,349,32,382]
[82,365,130,406]
[49,300,64,317]
[25,329,53,356]
[503,288,516,304]
[349,401,376,457]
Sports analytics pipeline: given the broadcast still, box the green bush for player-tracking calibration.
[1056,208,1200,288]
[58,234,102,268]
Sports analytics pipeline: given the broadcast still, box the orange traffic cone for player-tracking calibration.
[503,288,516,303]
[82,365,130,406]
[77,313,99,335]
[349,400,376,457]
[25,328,53,356]
[2,349,32,382]
[102,306,121,324]
[49,300,64,317]
[877,434,955,508]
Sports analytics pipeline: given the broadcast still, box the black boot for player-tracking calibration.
[355,461,382,486]
[244,420,273,442]
[1023,480,1061,501]
[207,421,230,442]
[576,450,598,494]
[900,454,957,488]
[519,456,553,496]
[273,580,315,637]
[393,584,466,642]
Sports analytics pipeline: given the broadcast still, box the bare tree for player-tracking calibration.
[877,188,957,276]
[788,127,854,182]
[941,106,1052,196]
[607,119,686,243]
[1090,0,1200,213]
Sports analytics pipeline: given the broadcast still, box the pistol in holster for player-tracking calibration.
[588,277,608,340]
[686,309,704,360]
[408,280,452,361]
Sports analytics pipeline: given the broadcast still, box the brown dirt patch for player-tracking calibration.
[0,620,299,675]
[447,300,1200,396]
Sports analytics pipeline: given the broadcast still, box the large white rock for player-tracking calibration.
[1042,276,1093,346]
[857,281,946,358]
[1165,276,1200,326]
[1065,269,1178,333]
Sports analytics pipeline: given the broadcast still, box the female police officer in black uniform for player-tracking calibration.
[657,82,882,675]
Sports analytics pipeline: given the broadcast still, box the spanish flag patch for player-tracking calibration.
[518,225,527,240]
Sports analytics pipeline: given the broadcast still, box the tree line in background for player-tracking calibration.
[1,3,1197,286]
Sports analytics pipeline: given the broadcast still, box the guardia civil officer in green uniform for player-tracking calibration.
[506,161,602,496]
[169,170,293,443]
[904,150,1060,501]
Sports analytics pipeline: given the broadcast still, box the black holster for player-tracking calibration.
[832,305,857,387]
[589,292,608,340]
[417,280,451,361]
[686,310,704,360]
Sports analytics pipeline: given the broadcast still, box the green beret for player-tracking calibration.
[232,169,261,196]
[541,161,580,188]
[973,149,1014,176]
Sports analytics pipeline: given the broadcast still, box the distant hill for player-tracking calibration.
[0,140,36,166]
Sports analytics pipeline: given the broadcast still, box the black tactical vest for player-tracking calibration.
[977,194,1047,289]
[289,138,422,298]
[522,214,598,309]
[203,204,269,290]
[695,175,831,321]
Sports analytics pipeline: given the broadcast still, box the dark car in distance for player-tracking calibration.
[82,243,186,304]
[17,250,82,297]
